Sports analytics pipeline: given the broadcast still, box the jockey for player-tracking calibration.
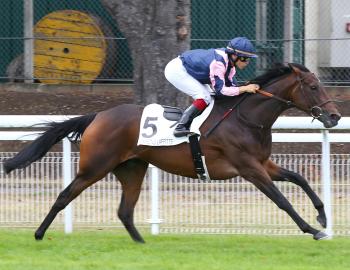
[164,36,260,137]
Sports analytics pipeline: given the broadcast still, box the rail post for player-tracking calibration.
[150,165,161,235]
[63,138,73,234]
[322,130,333,238]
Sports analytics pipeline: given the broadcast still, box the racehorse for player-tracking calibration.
[3,63,341,242]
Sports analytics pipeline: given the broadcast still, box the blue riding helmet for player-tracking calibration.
[225,37,258,58]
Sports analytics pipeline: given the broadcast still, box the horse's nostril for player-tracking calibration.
[330,114,341,122]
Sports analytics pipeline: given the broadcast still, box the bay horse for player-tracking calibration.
[4,63,341,242]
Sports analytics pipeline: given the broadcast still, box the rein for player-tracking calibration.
[203,94,248,138]
[255,89,294,107]
[234,88,295,130]
[237,72,336,129]
[205,70,338,136]
[255,73,335,120]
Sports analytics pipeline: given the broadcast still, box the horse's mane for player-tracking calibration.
[215,63,310,103]
[250,63,310,86]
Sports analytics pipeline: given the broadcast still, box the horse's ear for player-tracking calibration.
[288,63,301,75]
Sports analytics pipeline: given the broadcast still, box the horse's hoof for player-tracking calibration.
[317,215,327,228]
[134,237,145,244]
[313,231,329,240]
[34,231,44,240]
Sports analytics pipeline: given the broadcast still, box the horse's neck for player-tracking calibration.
[237,81,296,129]
[240,97,287,128]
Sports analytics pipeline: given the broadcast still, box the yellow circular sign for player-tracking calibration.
[34,10,107,84]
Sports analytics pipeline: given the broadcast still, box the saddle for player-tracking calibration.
[137,102,214,181]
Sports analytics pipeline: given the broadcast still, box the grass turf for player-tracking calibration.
[0,229,349,270]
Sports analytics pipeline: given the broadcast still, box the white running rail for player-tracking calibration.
[0,115,350,237]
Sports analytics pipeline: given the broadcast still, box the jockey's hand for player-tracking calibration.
[239,84,260,94]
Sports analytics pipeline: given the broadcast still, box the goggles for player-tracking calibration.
[238,56,250,62]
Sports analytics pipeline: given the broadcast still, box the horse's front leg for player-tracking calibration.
[264,159,326,228]
[239,160,328,240]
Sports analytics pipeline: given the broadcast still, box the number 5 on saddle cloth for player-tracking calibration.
[137,102,214,181]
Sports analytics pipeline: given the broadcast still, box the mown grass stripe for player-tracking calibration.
[0,229,349,270]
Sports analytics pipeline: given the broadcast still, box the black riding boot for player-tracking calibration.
[173,105,202,137]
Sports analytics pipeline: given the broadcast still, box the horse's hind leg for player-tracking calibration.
[113,159,149,243]
[34,173,100,240]
[265,160,327,228]
[240,161,328,240]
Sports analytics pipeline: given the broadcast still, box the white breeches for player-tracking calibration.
[164,57,212,104]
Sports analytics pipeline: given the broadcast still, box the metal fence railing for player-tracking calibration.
[0,0,349,85]
[1,152,350,236]
[0,115,350,236]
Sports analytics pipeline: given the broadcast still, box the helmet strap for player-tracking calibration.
[228,54,238,66]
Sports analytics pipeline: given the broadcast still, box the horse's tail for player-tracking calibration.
[3,113,97,174]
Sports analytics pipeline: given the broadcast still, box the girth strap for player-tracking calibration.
[188,134,211,181]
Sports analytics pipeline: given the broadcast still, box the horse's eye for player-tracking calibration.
[310,85,317,90]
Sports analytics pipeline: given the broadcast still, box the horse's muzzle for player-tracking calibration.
[318,112,341,128]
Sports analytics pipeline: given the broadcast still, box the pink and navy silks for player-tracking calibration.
[179,48,240,96]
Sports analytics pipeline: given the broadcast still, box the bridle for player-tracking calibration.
[256,71,333,120]
[204,69,336,137]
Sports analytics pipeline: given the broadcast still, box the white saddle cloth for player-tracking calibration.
[137,100,214,146]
